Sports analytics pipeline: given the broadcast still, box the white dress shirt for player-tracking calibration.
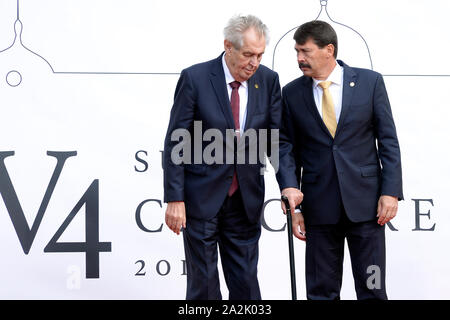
[222,53,248,132]
[312,62,344,123]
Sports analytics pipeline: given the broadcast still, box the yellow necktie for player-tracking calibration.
[318,81,337,138]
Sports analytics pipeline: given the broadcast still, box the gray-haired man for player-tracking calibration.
[163,15,296,300]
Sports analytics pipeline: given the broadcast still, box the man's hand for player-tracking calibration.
[281,187,303,214]
[165,201,186,235]
[377,195,398,226]
[292,212,306,241]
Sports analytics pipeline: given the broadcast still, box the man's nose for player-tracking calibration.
[297,51,305,62]
[249,55,259,67]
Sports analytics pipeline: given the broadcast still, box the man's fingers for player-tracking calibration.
[167,219,175,233]
[293,225,306,241]
[383,208,397,225]
[376,201,382,218]
[379,207,397,225]
[378,211,388,225]
[291,213,306,241]
[292,221,305,241]
[289,200,296,212]
[281,188,303,214]
[385,211,394,224]
[166,213,181,234]
[382,212,392,225]
[377,205,387,224]
[292,226,303,240]
[298,221,306,241]
[165,202,186,235]
[175,220,182,235]
[165,216,172,231]
[377,196,399,225]
[174,216,185,234]
[298,192,304,204]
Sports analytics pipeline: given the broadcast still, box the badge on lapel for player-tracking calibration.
[349,82,355,87]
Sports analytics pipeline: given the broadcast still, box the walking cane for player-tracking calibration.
[281,195,297,300]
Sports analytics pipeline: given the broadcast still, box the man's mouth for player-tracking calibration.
[299,63,311,69]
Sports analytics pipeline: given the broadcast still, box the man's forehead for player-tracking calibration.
[241,39,265,54]
[240,43,266,54]
[295,38,318,49]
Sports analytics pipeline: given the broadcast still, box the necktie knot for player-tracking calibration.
[318,81,332,90]
[230,81,241,90]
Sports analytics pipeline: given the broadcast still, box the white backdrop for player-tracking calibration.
[0,0,449,299]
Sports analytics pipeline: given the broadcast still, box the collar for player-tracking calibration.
[312,61,343,88]
[221,53,248,89]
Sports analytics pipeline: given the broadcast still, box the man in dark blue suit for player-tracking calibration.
[163,15,293,300]
[277,21,403,299]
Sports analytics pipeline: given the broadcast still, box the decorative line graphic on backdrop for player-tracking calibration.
[2,0,450,85]
[0,0,179,86]
[271,0,450,77]
[272,0,374,71]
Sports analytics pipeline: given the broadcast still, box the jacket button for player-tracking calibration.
[333,145,338,151]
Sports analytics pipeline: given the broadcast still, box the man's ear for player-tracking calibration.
[327,44,335,58]
[224,39,233,53]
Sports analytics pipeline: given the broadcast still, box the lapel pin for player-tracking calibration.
[255,84,259,89]
[350,82,355,87]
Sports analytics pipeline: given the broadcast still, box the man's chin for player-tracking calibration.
[240,71,255,81]
[300,68,311,76]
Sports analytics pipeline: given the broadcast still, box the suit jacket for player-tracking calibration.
[163,53,282,224]
[277,60,403,225]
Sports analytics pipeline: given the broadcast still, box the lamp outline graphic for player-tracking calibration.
[1,0,449,86]
[0,0,179,87]
[271,0,374,71]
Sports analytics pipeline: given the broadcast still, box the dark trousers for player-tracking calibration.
[183,190,261,300]
[305,212,387,300]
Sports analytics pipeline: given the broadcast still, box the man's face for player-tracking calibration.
[224,28,266,82]
[295,38,334,80]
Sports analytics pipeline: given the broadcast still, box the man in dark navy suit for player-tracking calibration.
[163,15,299,300]
[277,21,403,299]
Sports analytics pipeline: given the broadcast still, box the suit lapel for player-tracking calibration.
[210,54,234,129]
[335,60,357,139]
[300,77,334,139]
[245,74,258,129]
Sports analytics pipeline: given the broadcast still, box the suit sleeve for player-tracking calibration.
[275,88,301,191]
[373,74,404,200]
[163,69,196,203]
[266,72,282,159]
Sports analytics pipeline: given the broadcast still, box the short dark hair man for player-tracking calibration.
[277,20,403,299]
